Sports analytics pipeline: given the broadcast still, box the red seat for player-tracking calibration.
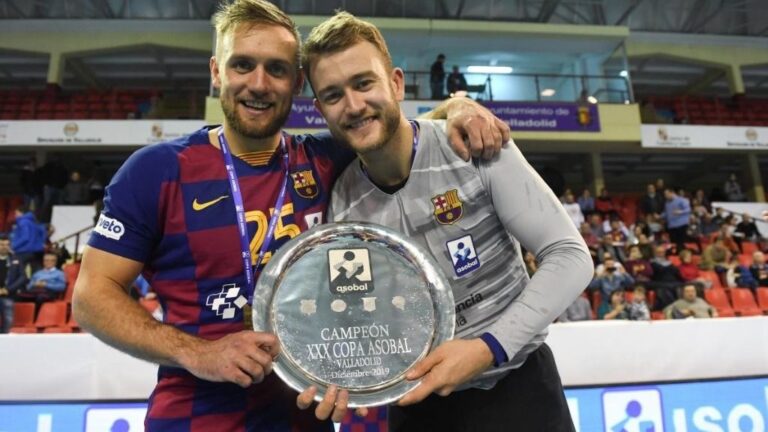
[651,311,664,320]
[704,289,735,316]
[668,255,681,266]
[742,242,758,256]
[737,254,752,267]
[700,270,724,289]
[34,301,68,330]
[9,302,37,333]
[756,287,768,313]
[730,288,763,316]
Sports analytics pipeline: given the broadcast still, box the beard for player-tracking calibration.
[220,96,291,140]
[330,100,401,155]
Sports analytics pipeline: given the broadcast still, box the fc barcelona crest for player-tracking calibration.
[431,189,463,225]
[291,169,319,199]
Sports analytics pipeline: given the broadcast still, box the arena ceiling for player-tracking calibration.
[0,0,766,98]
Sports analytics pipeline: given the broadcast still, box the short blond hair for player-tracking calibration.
[301,11,392,88]
[213,0,301,63]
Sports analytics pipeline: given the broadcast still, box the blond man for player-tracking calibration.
[300,12,592,431]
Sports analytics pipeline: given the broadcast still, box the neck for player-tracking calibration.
[211,123,281,155]
[359,117,414,187]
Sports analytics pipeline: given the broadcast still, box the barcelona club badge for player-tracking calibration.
[432,189,463,225]
[291,169,319,199]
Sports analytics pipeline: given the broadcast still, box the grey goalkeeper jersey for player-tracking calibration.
[328,120,593,388]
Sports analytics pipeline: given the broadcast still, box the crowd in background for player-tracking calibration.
[529,174,767,323]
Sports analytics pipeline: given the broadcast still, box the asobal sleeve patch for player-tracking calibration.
[94,214,126,240]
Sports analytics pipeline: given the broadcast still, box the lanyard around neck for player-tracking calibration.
[217,128,289,303]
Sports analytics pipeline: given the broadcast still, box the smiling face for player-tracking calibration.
[309,40,404,155]
[211,23,302,140]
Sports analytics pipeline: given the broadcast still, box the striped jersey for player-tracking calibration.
[328,120,592,389]
[88,126,353,431]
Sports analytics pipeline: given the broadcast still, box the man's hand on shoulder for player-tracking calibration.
[422,97,510,161]
[179,331,279,388]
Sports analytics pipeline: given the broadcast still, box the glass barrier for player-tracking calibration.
[301,71,631,104]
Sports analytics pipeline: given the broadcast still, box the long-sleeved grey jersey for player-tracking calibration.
[328,120,593,388]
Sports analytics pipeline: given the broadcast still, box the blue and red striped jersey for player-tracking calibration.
[89,126,353,431]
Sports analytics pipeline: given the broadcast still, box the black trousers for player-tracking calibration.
[389,344,575,432]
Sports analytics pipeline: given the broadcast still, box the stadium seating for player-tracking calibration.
[704,289,735,317]
[9,303,37,333]
[729,288,763,316]
[34,301,68,332]
[756,287,768,314]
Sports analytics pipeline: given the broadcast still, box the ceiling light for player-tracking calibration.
[466,66,513,74]
[540,88,556,97]
[587,96,598,104]
[619,70,628,77]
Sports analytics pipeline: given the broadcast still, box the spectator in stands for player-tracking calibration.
[661,187,691,253]
[644,213,663,238]
[557,291,592,322]
[429,53,446,100]
[446,65,467,96]
[749,251,768,287]
[723,173,746,202]
[627,285,651,321]
[10,205,46,273]
[736,213,760,242]
[19,157,42,214]
[634,230,655,260]
[701,238,731,272]
[594,188,615,217]
[725,255,758,291]
[694,189,711,213]
[64,170,90,205]
[562,191,584,228]
[649,244,684,309]
[578,189,595,215]
[606,218,631,247]
[639,183,664,217]
[678,249,704,285]
[655,178,665,193]
[625,245,653,283]
[595,252,626,275]
[580,223,599,265]
[0,236,27,333]
[24,252,66,302]
[589,257,634,298]
[700,211,720,236]
[597,235,627,264]
[588,213,604,238]
[712,206,729,226]
[715,223,741,255]
[664,284,717,319]
[39,157,69,223]
[597,290,629,320]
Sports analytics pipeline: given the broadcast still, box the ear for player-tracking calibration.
[210,56,221,90]
[391,67,405,102]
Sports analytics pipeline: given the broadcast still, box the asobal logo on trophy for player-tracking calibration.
[328,248,375,294]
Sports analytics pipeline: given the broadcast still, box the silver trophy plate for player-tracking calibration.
[253,222,455,407]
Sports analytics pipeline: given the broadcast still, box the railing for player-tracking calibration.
[54,225,93,262]
[302,71,632,104]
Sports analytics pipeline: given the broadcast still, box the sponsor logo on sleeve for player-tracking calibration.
[94,214,126,240]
